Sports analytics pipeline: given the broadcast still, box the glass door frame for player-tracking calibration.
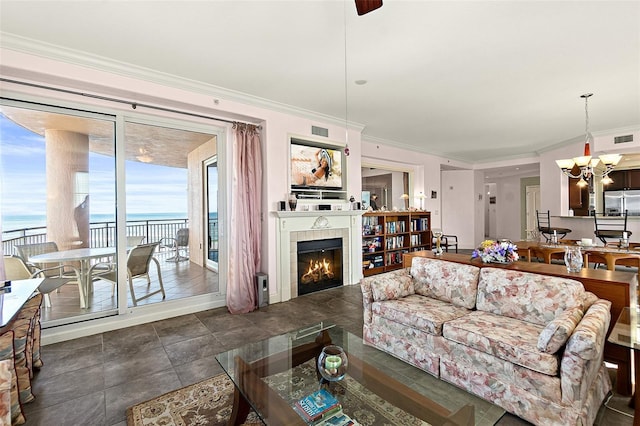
[204,156,219,272]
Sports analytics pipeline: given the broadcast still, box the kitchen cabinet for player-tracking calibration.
[603,169,640,191]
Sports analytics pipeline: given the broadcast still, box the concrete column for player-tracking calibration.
[45,130,90,250]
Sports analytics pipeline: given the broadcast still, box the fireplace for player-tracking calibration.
[274,210,362,302]
[297,237,343,295]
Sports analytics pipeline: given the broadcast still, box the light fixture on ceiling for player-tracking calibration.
[136,148,153,163]
[555,93,621,187]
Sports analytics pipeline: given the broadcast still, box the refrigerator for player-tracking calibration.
[603,190,640,216]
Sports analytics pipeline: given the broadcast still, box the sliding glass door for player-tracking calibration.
[1,98,224,325]
[119,120,219,306]
[1,101,117,325]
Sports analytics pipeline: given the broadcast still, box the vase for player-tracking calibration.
[564,246,583,273]
[288,193,298,211]
[317,345,348,382]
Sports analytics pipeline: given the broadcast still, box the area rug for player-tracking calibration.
[126,373,262,426]
[127,360,429,426]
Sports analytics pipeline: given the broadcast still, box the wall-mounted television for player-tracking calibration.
[290,138,344,191]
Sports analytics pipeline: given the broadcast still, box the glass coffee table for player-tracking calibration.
[215,323,505,425]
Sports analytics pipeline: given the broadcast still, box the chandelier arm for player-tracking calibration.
[561,169,584,179]
[591,168,615,178]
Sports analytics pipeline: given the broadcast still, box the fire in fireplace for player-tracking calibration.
[297,238,343,296]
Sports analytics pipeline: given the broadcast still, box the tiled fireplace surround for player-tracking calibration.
[274,210,363,301]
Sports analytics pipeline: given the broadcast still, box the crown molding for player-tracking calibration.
[0,32,365,130]
[536,124,640,155]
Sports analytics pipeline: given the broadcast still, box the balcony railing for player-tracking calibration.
[2,218,192,256]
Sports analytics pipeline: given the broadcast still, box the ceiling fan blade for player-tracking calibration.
[355,0,383,16]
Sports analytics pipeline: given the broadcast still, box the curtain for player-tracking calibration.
[226,123,262,314]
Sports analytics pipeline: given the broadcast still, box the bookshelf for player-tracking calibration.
[362,211,431,277]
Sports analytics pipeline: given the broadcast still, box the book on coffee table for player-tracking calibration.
[318,411,355,425]
[294,389,342,423]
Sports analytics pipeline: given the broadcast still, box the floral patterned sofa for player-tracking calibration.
[361,256,612,426]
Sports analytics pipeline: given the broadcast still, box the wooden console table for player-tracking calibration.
[403,250,638,395]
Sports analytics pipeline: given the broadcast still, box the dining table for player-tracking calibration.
[515,240,640,271]
[28,247,116,309]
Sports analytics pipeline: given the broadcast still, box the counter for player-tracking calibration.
[551,215,640,243]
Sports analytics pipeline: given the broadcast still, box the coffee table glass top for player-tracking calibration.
[215,322,505,426]
[608,307,640,350]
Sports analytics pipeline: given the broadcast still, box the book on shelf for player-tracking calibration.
[293,389,342,423]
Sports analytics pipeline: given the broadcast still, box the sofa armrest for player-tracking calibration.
[560,299,611,405]
[360,268,412,324]
[360,278,374,324]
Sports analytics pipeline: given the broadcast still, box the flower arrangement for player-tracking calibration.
[472,240,519,263]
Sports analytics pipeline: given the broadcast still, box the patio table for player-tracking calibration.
[29,247,115,309]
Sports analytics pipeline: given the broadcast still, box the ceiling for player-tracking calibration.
[0,1,638,164]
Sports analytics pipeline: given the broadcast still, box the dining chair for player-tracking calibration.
[92,242,165,307]
[593,210,632,244]
[431,234,458,253]
[536,210,572,242]
[160,228,189,262]
[3,255,81,308]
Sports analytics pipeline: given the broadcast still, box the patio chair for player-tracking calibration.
[594,210,632,245]
[160,228,189,262]
[14,242,61,273]
[92,242,165,307]
[3,255,81,308]
[536,210,572,242]
[126,235,145,247]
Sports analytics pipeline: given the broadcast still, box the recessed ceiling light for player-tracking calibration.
[355,80,367,85]
[516,167,520,170]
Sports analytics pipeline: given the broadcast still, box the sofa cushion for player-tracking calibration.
[477,268,585,326]
[369,269,415,301]
[443,311,559,375]
[410,257,480,309]
[372,294,471,336]
[538,307,584,354]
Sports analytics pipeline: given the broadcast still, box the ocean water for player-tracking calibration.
[2,212,189,233]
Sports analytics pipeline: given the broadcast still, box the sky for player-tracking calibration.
[0,112,193,229]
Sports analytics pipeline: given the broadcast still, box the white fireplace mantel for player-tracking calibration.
[273,210,364,219]
[273,209,364,302]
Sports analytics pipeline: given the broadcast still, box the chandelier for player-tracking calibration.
[555,93,621,187]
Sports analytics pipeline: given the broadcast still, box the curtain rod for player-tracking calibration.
[0,77,261,129]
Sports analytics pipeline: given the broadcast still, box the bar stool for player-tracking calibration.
[536,210,572,242]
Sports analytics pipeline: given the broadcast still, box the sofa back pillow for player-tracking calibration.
[537,306,584,353]
[368,268,415,302]
[410,257,480,309]
[477,268,585,326]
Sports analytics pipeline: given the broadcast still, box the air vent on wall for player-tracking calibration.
[311,126,329,137]
[614,134,634,144]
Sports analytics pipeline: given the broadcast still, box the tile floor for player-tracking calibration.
[22,284,633,425]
